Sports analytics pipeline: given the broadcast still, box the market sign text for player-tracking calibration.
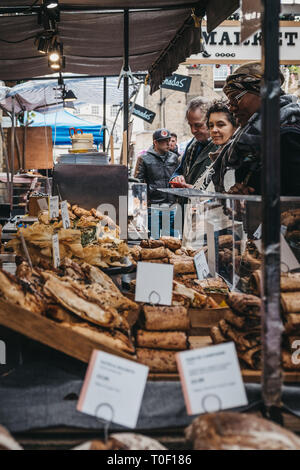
[187,21,300,63]
[161,73,192,93]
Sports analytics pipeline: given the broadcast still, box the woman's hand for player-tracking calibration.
[170,176,192,188]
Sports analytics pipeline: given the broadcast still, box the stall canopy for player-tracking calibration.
[0,76,123,114]
[0,1,239,93]
[29,108,103,146]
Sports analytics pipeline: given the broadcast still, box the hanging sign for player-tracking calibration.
[176,342,248,416]
[135,262,174,306]
[77,350,149,429]
[52,233,60,268]
[186,21,300,64]
[61,200,70,229]
[131,103,156,124]
[161,73,192,93]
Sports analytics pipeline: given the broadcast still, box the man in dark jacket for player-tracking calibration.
[170,97,218,186]
[137,128,179,238]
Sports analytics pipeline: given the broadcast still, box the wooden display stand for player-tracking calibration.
[7,127,53,170]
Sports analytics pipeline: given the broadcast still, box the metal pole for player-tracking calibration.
[123,8,129,165]
[103,76,107,152]
[261,0,283,417]
[10,97,15,214]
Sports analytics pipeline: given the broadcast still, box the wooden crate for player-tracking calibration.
[0,298,135,363]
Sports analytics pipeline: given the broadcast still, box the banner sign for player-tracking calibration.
[186,21,300,64]
[161,73,192,93]
[131,103,156,124]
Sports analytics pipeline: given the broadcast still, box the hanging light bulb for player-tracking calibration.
[49,41,62,62]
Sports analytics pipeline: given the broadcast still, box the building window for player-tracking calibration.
[213,64,231,90]
[111,105,119,117]
[91,106,100,115]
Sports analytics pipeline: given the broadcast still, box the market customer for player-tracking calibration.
[170,97,218,187]
[193,101,237,190]
[136,128,179,238]
[169,132,180,157]
[211,61,300,195]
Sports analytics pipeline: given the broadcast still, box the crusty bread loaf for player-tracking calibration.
[185,412,300,450]
[136,330,188,350]
[136,348,178,372]
[143,305,190,331]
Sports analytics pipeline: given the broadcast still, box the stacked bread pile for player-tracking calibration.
[129,236,205,277]
[135,304,191,373]
[237,241,261,293]
[210,292,262,369]
[281,208,300,257]
[7,204,128,269]
[251,270,300,370]
[0,257,139,357]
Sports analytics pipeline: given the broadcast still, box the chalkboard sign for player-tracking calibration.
[131,103,156,124]
[161,73,192,93]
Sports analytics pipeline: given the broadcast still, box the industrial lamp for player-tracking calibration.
[63,89,77,102]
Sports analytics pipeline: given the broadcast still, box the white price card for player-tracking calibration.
[49,196,59,219]
[253,224,262,240]
[135,262,174,306]
[281,233,300,271]
[77,350,149,429]
[194,251,210,280]
[255,235,300,272]
[52,233,60,268]
[61,200,70,229]
[37,198,48,211]
[176,342,248,415]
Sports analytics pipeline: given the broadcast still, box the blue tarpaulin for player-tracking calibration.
[30,109,103,146]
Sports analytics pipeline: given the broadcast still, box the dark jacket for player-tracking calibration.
[212,94,300,195]
[137,146,179,205]
[171,138,218,185]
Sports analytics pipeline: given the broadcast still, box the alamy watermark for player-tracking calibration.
[0,340,6,365]
[291,340,300,365]
[97,197,207,240]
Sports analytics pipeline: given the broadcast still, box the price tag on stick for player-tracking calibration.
[77,350,149,429]
[52,233,60,268]
[176,342,248,415]
[61,200,70,229]
[194,251,210,280]
[135,262,174,306]
[37,198,48,211]
[49,196,59,219]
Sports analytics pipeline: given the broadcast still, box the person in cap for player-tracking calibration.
[136,128,179,237]
[170,97,218,187]
[211,61,300,195]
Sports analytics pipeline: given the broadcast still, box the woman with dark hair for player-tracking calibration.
[193,101,237,190]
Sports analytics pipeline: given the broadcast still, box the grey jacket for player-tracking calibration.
[137,146,179,205]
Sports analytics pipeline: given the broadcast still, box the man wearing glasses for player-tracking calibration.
[211,61,300,196]
[170,97,218,187]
